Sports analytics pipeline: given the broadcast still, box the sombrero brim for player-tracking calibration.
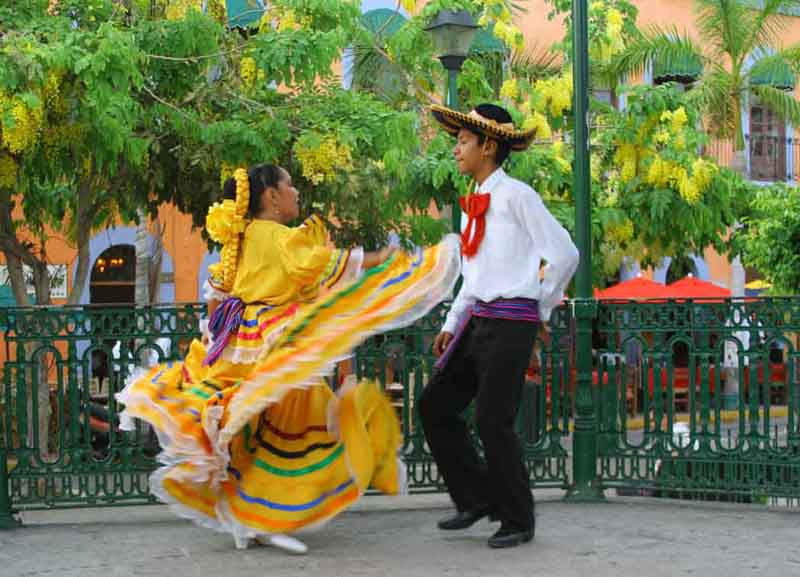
[430,104,536,151]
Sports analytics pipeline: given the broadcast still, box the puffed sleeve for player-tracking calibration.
[279,215,364,291]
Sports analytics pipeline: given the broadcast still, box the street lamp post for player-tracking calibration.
[425,9,479,234]
[567,0,603,501]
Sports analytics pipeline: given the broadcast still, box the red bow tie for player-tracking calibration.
[459,193,491,258]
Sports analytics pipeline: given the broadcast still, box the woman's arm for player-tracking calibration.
[362,246,396,270]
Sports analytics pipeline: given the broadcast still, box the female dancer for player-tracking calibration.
[117,163,460,552]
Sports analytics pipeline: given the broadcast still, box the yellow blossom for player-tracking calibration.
[0,154,17,188]
[606,219,634,243]
[500,78,519,101]
[493,20,524,50]
[2,98,43,154]
[165,0,203,20]
[691,158,717,191]
[277,10,299,32]
[654,129,670,145]
[399,0,417,14]
[620,159,636,182]
[645,157,671,187]
[523,111,552,140]
[295,134,353,184]
[676,167,701,204]
[671,106,688,132]
[606,8,624,31]
[240,56,257,89]
[220,162,236,188]
[534,73,573,118]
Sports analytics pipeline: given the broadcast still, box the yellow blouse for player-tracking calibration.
[208,216,353,306]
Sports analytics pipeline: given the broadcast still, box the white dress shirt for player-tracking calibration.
[442,167,579,334]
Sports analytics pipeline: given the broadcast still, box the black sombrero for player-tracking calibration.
[430,104,536,151]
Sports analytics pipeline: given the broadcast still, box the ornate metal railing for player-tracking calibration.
[593,298,800,501]
[2,298,800,525]
[0,304,204,520]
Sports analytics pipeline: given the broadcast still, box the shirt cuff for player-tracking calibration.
[442,312,461,334]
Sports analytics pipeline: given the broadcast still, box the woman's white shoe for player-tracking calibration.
[255,534,308,554]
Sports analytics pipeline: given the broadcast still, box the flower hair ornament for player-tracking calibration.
[205,168,250,292]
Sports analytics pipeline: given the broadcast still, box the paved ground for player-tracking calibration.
[2,492,800,577]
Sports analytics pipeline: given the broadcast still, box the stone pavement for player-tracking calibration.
[2,492,799,577]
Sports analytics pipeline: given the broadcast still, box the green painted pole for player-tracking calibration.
[566,0,603,501]
[447,67,462,235]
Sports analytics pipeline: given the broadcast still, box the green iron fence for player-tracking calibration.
[0,304,205,521]
[2,298,800,525]
[594,298,800,502]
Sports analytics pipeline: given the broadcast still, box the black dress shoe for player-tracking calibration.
[487,523,534,549]
[437,506,490,530]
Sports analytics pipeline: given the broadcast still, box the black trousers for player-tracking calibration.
[419,316,538,531]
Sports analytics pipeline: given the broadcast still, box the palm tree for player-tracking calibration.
[613,0,800,174]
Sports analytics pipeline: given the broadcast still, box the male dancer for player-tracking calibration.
[420,103,579,548]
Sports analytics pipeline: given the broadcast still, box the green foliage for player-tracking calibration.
[732,182,800,294]
[0,0,468,286]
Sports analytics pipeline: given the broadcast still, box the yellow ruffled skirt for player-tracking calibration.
[117,235,460,546]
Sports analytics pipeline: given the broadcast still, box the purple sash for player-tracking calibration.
[203,297,246,366]
[434,298,540,371]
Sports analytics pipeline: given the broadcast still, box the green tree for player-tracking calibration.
[0,0,149,306]
[732,183,800,294]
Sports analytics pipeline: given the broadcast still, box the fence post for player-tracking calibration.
[0,447,19,528]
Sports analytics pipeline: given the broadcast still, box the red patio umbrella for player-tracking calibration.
[595,277,672,300]
[667,276,731,300]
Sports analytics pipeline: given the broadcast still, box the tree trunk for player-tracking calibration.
[31,261,52,459]
[148,218,163,305]
[0,200,31,306]
[134,209,151,366]
[0,198,56,459]
[67,181,92,305]
[32,260,50,307]
[4,251,29,307]
[134,209,150,306]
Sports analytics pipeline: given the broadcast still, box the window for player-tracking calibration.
[749,103,787,182]
[747,51,795,181]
